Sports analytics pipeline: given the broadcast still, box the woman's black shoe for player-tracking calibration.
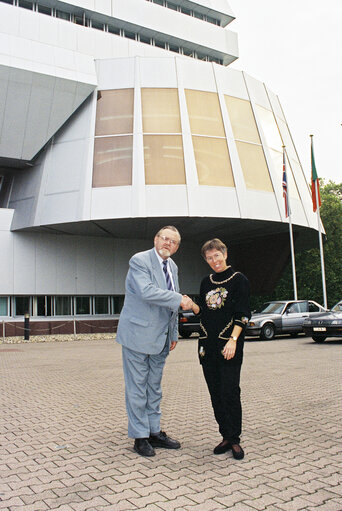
[134,438,155,457]
[231,443,244,460]
[213,439,231,455]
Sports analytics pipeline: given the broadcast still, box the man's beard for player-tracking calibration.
[158,248,171,258]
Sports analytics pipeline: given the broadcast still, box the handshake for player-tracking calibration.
[180,295,194,310]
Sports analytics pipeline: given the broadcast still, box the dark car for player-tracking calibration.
[178,309,200,338]
[246,300,326,340]
[302,300,342,342]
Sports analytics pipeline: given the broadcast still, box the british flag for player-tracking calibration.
[282,149,290,218]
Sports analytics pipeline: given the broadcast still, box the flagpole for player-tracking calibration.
[283,146,297,300]
[310,135,327,309]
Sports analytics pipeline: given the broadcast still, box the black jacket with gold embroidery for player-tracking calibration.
[197,266,251,364]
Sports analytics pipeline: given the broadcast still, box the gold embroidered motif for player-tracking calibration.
[199,321,208,340]
[218,318,234,340]
[210,270,239,285]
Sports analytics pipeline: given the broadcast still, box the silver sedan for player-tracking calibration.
[246,300,326,340]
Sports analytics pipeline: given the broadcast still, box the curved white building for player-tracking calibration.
[0,0,318,321]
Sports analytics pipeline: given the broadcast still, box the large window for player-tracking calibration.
[93,136,133,187]
[94,296,109,314]
[254,105,299,198]
[192,137,234,187]
[0,297,9,316]
[186,90,225,137]
[144,135,186,184]
[235,142,273,192]
[37,296,52,316]
[225,96,261,144]
[185,90,234,187]
[55,296,72,316]
[142,88,185,185]
[75,297,91,315]
[14,297,31,316]
[95,89,134,136]
[141,88,181,133]
[93,89,134,188]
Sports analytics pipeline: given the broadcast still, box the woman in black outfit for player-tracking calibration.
[189,238,251,460]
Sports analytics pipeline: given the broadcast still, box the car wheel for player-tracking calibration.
[312,335,326,343]
[261,323,275,340]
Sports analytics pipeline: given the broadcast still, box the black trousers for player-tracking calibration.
[202,358,242,444]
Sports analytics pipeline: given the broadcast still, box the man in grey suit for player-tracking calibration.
[116,226,192,457]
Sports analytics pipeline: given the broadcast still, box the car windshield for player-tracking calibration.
[255,302,286,314]
[332,301,342,312]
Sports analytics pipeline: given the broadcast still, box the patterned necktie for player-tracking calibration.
[162,260,173,291]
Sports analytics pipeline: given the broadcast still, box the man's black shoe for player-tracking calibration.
[134,438,155,457]
[213,439,231,455]
[149,431,181,449]
[231,443,244,460]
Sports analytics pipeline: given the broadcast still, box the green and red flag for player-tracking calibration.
[311,136,321,212]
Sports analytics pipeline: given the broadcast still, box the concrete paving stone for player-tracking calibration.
[218,502,258,510]
[128,492,169,507]
[181,500,228,511]
[102,489,145,505]
[43,493,84,508]
[0,496,26,508]
[242,483,283,499]
[306,502,342,511]
[243,493,286,510]
[214,492,252,508]
[270,487,309,502]
[8,503,50,511]
[134,482,179,497]
[63,496,110,510]
[53,483,91,498]
[275,496,328,511]
[155,496,204,510]
[299,488,342,504]
[20,489,59,505]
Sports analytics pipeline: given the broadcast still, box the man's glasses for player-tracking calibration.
[158,235,179,246]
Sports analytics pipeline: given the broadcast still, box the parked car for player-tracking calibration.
[178,309,200,338]
[246,300,326,340]
[302,300,342,342]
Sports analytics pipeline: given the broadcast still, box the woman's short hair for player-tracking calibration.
[201,238,227,259]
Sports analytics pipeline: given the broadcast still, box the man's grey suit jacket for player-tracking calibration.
[116,248,182,355]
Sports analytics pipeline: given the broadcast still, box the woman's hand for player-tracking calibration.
[222,338,237,360]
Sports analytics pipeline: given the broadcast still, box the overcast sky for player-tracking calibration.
[228,0,342,184]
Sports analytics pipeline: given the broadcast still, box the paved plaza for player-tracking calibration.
[1,335,341,511]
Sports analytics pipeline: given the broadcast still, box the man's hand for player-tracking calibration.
[180,295,193,310]
[170,341,177,351]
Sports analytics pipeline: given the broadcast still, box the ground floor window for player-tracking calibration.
[0,297,9,316]
[55,296,73,316]
[3,295,124,317]
[94,296,109,314]
[14,296,31,316]
[75,296,91,315]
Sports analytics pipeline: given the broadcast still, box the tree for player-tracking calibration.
[252,181,342,309]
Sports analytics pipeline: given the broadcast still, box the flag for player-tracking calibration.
[282,149,290,217]
[311,136,321,212]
